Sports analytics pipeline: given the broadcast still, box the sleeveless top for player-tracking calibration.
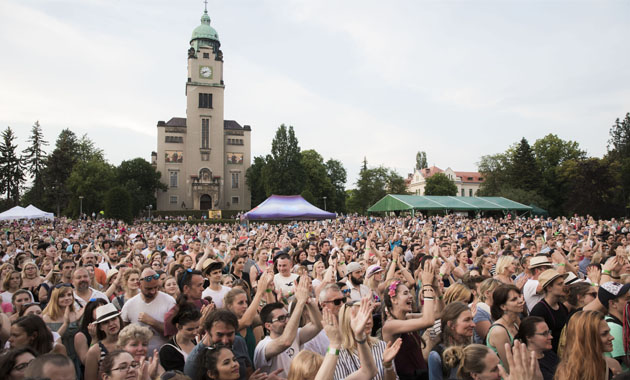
[394,330,428,380]
[237,326,256,362]
[98,342,109,365]
[486,323,517,366]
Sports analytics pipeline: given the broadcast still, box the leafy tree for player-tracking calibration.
[117,158,166,217]
[301,149,333,210]
[477,153,511,196]
[263,125,305,195]
[387,170,409,194]
[104,186,132,223]
[325,158,347,213]
[0,127,26,205]
[510,138,541,192]
[607,112,630,159]
[22,121,48,205]
[415,151,428,170]
[245,156,268,207]
[77,133,104,161]
[41,129,80,215]
[424,172,457,196]
[66,158,116,217]
[350,158,403,214]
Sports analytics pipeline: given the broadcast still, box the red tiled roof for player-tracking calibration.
[455,171,484,183]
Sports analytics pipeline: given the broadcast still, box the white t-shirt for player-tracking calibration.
[253,328,302,374]
[74,288,109,309]
[274,273,299,297]
[523,279,542,312]
[1,291,14,305]
[303,329,328,356]
[121,291,176,353]
[201,285,231,308]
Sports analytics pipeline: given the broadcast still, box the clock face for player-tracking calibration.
[199,66,213,79]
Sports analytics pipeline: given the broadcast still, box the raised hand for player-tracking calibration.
[421,259,434,286]
[498,340,543,380]
[382,337,402,364]
[350,297,374,339]
[295,276,310,303]
[322,307,341,347]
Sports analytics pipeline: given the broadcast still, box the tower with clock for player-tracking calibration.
[153,3,252,212]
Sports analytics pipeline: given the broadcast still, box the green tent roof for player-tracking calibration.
[367,195,532,213]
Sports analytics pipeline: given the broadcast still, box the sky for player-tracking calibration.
[1,0,629,188]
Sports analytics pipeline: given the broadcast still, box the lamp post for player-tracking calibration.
[322,196,327,211]
[148,204,153,220]
[79,196,84,218]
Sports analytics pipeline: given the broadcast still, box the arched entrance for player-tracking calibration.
[200,194,212,210]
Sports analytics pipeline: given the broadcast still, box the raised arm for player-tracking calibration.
[263,279,308,359]
[346,297,378,380]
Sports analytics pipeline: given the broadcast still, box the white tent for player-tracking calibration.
[24,205,54,220]
[0,205,54,221]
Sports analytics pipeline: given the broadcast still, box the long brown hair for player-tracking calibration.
[554,310,607,380]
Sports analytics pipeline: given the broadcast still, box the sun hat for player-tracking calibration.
[528,256,553,270]
[538,269,568,289]
[366,265,383,278]
[92,303,121,325]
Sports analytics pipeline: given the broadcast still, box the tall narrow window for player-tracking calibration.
[199,93,213,108]
[469,189,473,197]
[169,171,178,188]
[232,172,239,189]
[461,188,464,197]
[201,118,209,148]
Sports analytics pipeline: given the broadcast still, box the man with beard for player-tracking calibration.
[344,262,370,302]
[72,267,108,308]
[121,268,176,353]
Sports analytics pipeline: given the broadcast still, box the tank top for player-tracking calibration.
[394,330,428,380]
[486,323,517,367]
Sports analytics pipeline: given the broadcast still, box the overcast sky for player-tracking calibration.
[1,0,628,188]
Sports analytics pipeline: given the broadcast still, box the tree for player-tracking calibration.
[117,158,166,217]
[607,112,630,159]
[349,158,402,214]
[77,133,104,161]
[246,156,268,207]
[22,121,48,205]
[0,127,26,205]
[301,149,333,210]
[263,125,305,195]
[387,170,409,194]
[424,173,457,196]
[477,153,511,196]
[66,158,116,217]
[510,138,542,192]
[415,151,428,170]
[41,129,80,216]
[325,158,347,213]
[104,186,132,223]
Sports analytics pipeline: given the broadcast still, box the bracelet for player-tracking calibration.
[556,263,566,267]
[339,262,345,265]
[265,289,273,293]
[438,273,445,277]
[327,347,340,355]
[602,269,611,275]
[383,362,393,370]
[392,259,397,263]
[355,336,368,344]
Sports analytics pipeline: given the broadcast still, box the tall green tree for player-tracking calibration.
[22,121,48,205]
[41,129,80,216]
[424,173,457,196]
[262,125,305,195]
[387,170,409,194]
[510,138,541,192]
[0,127,26,205]
[66,158,116,216]
[301,149,333,210]
[77,133,105,161]
[325,158,347,213]
[245,156,268,207]
[104,186,132,223]
[349,158,403,214]
[477,153,511,196]
[117,158,166,217]
[607,113,630,215]
[415,151,428,170]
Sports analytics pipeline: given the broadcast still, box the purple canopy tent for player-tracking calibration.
[242,195,336,221]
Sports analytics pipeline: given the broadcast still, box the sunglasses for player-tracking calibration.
[341,289,351,295]
[271,314,290,323]
[325,296,347,306]
[142,274,160,282]
[178,269,193,288]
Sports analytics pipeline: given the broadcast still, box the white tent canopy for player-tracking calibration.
[0,205,54,221]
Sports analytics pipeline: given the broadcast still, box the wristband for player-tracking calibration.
[355,336,368,344]
[602,269,611,275]
[438,273,445,277]
[556,263,565,267]
[383,362,393,370]
[327,347,340,355]
[339,262,345,265]
[392,259,397,263]
[423,297,434,300]
[265,289,273,293]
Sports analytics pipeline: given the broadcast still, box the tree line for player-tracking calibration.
[0,121,164,221]
[477,112,630,218]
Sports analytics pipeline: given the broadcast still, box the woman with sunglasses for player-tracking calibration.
[514,316,558,380]
[0,347,37,380]
[85,304,124,380]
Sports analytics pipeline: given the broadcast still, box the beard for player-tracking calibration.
[350,275,363,286]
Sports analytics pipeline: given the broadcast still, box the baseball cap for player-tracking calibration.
[346,262,362,275]
[598,282,630,308]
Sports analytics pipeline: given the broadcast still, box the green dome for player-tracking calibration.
[190,10,219,44]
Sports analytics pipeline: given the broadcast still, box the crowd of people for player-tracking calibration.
[0,214,629,380]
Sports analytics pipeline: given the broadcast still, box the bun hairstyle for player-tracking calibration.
[443,344,492,380]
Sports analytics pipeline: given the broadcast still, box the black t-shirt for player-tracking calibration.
[530,299,569,353]
[301,259,316,272]
[538,350,559,380]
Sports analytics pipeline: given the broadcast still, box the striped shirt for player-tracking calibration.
[333,339,399,380]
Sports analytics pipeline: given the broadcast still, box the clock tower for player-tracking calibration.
[154,4,251,212]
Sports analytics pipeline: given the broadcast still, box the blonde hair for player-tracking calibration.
[496,256,515,276]
[2,270,21,291]
[338,303,378,350]
[311,261,325,280]
[117,324,153,347]
[21,261,40,279]
[443,344,493,380]
[443,283,472,305]
[478,278,502,303]
[122,268,140,291]
[42,286,75,320]
[286,350,323,380]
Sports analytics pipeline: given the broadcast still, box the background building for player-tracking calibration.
[153,6,251,211]
[407,166,484,197]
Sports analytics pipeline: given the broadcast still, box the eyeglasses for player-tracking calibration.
[534,330,552,337]
[271,314,290,323]
[325,297,347,306]
[111,361,140,372]
[13,359,34,371]
[54,283,74,289]
[142,274,160,282]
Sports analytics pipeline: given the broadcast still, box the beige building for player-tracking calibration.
[406,166,484,197]
[153,6,251,212]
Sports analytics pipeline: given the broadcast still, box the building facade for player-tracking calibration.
[153,7,251,211]
[406,166,484,197]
